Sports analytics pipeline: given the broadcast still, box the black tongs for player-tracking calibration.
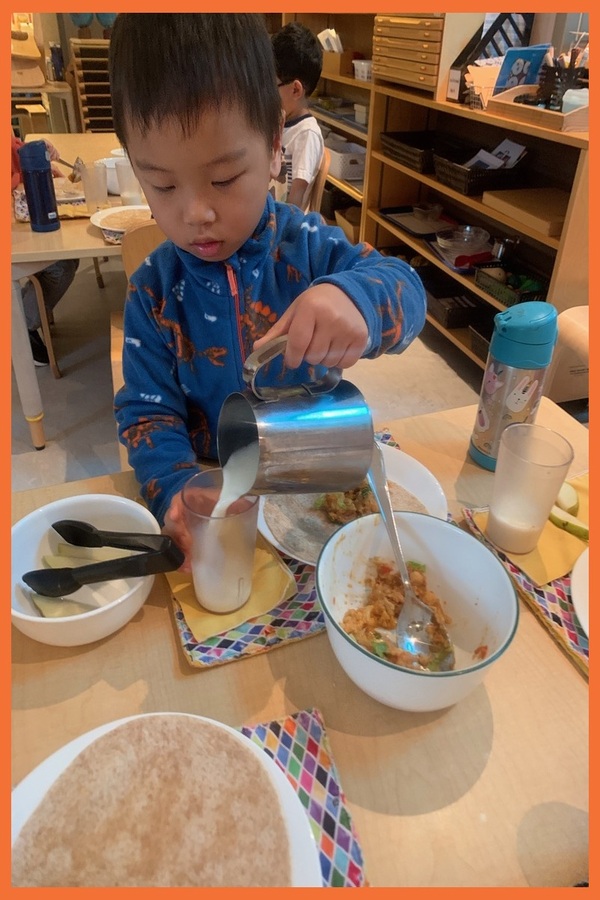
[22,519,185,598]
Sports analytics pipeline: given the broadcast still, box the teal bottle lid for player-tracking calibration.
[490,301,558,369]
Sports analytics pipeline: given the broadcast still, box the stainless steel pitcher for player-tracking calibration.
[217,336,374,494]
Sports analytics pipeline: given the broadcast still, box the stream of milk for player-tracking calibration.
[213,443,260,516]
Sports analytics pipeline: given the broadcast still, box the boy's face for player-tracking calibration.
[125,106,282,262]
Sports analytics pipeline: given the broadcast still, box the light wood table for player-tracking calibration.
[11,400,589,887]
[12,133,124,449]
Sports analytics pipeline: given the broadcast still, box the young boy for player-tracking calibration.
[109,13,426,567]
[272,22,324,211]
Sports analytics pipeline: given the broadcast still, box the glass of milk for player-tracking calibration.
[485,423,574,554]
[182,468,259,613]
[114,156,143,206]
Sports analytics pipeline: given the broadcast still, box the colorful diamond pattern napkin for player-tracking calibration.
[170,431,399,668]
[241,708,366,887]
[464,507,588,677]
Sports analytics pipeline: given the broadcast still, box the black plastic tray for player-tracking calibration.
[379,206,456,241]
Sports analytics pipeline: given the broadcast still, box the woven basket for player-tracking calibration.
[380,132,435,173]
[474,263,548,307]
[433,153,524,196]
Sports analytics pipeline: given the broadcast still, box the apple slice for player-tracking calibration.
[556,481,579,516]
[548,505,589,541]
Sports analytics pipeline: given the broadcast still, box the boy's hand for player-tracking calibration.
[162,491,192,573]
[254,283,368,369]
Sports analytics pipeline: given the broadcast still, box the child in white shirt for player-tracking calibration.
[272,22,324,211]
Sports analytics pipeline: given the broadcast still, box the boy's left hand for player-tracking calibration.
[253,283,368,369]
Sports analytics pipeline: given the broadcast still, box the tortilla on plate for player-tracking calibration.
[12,714,292,887]
[263,480,427,565]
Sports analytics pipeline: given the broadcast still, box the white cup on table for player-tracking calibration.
[114,156,143,206]
[181,469,259,614]
[485,422,574,554]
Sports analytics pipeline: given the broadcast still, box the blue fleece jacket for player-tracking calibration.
[115,195,426,523]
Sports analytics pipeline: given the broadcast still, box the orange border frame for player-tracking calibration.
[4,5,594,898]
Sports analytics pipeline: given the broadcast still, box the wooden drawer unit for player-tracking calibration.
[373,37,440,65]
[372,14,444,92]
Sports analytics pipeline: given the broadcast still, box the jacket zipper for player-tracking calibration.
[225,264,246,363]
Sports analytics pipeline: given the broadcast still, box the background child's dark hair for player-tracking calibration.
[272,22,323,97]
[109,13,282,149]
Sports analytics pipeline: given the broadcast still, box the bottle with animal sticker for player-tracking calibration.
[469,301,558,470]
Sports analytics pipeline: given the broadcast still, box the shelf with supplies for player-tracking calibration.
[311,107,367,142]
[369,150,561,251]
[326,174,363,203]
[282,12,588,372]
[362,80,588,366]
[318,72,373,92]
[368,210,506,312]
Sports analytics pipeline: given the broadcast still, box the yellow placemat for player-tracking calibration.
[166,533,297,643]
[473,473,588,587]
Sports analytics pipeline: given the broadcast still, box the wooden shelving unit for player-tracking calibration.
[363,83,588,354]
[285,11,588,368]
[70,38,113,133]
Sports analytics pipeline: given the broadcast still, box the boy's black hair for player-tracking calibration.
[272,22,323,97]
[109,13,282,149]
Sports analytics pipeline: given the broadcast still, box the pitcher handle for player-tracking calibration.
[243,335,342,400]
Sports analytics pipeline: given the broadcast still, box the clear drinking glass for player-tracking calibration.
[181,469,259,613]
[80,160,108,213]
[485,423,574,554]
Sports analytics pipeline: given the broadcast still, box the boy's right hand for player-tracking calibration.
[253,282,368,370]
[162,491,192,573]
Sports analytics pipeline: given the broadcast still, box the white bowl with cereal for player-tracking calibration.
[90,205,153,245]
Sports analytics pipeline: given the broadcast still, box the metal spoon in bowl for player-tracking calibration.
[366,443,455,672]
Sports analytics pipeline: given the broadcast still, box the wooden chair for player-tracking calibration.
[112,220,166,469]
[120,220,167,283]
[28,255,107,380]
[307,147,330,214]
[29,273,62,379]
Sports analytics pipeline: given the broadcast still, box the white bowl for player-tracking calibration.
[316,512,518,712]
[110,147,126,157]
[98,157,119,194]
[12,494,161,647]
[90,205,152,245]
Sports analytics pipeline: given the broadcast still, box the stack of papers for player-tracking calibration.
[464,60,501,109]
[317,28,343,52]
[465,138,527,170]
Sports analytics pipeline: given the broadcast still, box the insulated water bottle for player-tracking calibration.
[469,301,558,470]
[17,140,60,233]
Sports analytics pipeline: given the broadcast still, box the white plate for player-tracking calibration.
[258,441,448,565]
[571,547,589,637]
[90,204,151,232]
[12,713,322,888]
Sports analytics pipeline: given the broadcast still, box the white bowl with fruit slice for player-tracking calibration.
[11,495,162,647]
